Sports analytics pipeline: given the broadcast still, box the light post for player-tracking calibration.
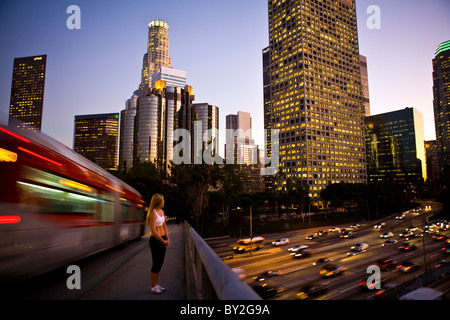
[249,200,268,255]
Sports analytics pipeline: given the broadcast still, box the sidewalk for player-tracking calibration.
[80,223,186,300]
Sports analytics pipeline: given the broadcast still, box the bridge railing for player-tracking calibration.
[184,222,261,300]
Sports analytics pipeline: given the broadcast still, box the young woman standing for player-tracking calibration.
[146,193,170,294]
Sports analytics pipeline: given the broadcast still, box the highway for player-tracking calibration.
[216,202,449,300]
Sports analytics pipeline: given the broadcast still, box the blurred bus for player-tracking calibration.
[232,237,265,252]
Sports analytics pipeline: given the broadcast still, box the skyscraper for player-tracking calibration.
[264,0,367,202]
[225,111,264,193]
[74,113,120,171]
[9,55,47,131]
[139,20,172,94]
[119,91,139,173]
[433,40,450,176]
[365,107,426,185]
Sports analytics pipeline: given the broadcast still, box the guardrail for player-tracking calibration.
[184,222,262,300]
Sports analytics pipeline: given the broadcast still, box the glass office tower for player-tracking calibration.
[264,0,367,202]
[9,55,47,131]
[433,40,450,176]
[365,107,426,185]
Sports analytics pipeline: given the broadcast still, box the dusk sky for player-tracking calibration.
[1,0,449,153]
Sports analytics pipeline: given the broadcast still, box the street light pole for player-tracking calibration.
[249,200,268,256]
[250,204,253,256]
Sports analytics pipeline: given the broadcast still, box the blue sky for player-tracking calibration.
[0,0,449,152]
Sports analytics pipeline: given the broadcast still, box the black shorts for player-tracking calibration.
[149,235,167,273]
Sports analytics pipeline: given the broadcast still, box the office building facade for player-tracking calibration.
[360,55,371,116]
[433,40,450,176]
[74,113,120,171]
[264,0,367,201]
[365,107,426,185]
[9,55,47,131]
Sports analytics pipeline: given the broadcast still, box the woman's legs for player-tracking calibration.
[149,236,167,292]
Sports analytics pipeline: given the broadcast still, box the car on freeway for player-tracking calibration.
[396,214,406,220]
[313,258,333,266]
[295,283,328,300]
[306,234,318,240]
[442,245,450,254]
[398,243,417,252]
[351,243,369,250]
[377,259,398,271]
[433,234,448,241]
[396,262,419,273]
[382,239,398,247]
[288,244,309,252]
[293,248,312,258]
[320,264,347,277]
[347,248,366,256]
[317,230,328,237]
[340,231,354,239]
[359,277,386,290]
[374,222,386,229]
[380,232,394,239]
[253,270,281,282]
[328,227,341,233]
[253,283,284,299]
[272,238,290,246]
[399,230,413,238]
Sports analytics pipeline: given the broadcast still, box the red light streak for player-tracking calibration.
[0,215,21,224]
[18,147,63,167]
[0,127,30,143]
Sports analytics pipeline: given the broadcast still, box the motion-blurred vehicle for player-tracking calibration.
[253,270,281,282]
[442,245,450,254]
[433,234,448,241]
[359,277,386,290]
[272,238,289,246]
[398,243,417,252]
[351,243,369,250]
[253,283,284,299]
[396,262,419,273]
[328,227,340,233]
[306,234,318,240]
[0,124,146,281]
[295,283,328,299]
[374,222,386,229]
[347,248,366,256]
[317,230,328,237]
[320,264,347,277]
[313,258,332,266]
[233,237,265,252]
[399,230,413,238]
[293,248,312,258]
[396,214,406,220]
[340,231,354,239]
[377,259,397,271]
[288,244,309,252]
[380,232,394,238]
[382,239,398,247]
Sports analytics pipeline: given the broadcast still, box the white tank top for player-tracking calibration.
[154,210,165,226]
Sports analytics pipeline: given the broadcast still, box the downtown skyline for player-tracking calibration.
[1,0,449,153]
